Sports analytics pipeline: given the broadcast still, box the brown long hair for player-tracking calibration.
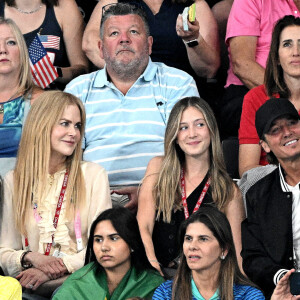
[13,91,86,235]
[172,206,257,300]
[155,97,234,223]
[265,15,300,98]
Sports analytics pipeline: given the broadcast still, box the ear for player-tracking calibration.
[99,39,104,59]
[147,36,153,56]
[223,247,229,258]
[260,139,271,154]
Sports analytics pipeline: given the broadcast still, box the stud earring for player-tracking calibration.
[220,253,225,260]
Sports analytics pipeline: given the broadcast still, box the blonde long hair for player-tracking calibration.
[0,18,34,97]
[155,97,233,222]
[13,91,86,235]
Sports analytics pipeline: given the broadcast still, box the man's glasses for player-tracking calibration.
[101,2,144,17]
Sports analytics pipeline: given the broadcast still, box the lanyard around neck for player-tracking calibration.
[25,171,69,255]
[180,167,210,220]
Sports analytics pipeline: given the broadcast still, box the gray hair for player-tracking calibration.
[100,2,150,39]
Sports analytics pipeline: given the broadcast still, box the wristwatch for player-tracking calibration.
[185,39,199,48]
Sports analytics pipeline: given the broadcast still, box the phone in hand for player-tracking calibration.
[290,271,300,295]
[182,3,196,31]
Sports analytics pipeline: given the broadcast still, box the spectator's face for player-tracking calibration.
[183,222,226,275]
[50,105,81,163]
[0,24,20,76]
[261,116,300,163]
[99,14,153,76]
[177,106,211,160]
[93,220,131,273]
[278,25,300,80]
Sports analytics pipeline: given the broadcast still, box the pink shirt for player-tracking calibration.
[225,0,299,88]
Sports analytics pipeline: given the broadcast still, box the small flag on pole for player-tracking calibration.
[28,35,58,88]
[39,35,60,50]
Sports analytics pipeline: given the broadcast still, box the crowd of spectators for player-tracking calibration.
[1,0,300,299]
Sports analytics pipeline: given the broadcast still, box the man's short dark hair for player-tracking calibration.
[100,3,150,39]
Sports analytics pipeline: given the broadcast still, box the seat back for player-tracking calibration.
[222,137,239,180]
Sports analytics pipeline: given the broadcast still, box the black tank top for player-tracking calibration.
[0,2,69,68]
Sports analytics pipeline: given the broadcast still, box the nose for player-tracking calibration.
[189,240,198,251]
[68,125,77,136]
[188,125,196,138]
[282,124,293,137]
[293,44,300,56]
[119,31,131,44]
[101,239,110,252]
[0,42,7,54]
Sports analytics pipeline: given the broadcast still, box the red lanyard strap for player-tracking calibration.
[25,171,69,255]
[180,167,210,220]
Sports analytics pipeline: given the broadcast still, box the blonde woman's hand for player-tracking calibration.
[16,268,50,290]
[271,269,300,300]
[25,252,67,279]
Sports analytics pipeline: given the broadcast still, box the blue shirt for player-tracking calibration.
[65,59,199,185]
[152,280,265,300]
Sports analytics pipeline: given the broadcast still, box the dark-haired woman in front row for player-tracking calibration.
[53,207,164,300]
[153,206,262,300]
[153,206,299,300]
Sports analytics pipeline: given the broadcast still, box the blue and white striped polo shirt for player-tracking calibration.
[65,59,199,186]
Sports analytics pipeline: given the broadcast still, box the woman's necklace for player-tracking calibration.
[0,91,19,115]
[13,4,43,14]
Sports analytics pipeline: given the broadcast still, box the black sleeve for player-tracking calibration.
[241,192,287,298]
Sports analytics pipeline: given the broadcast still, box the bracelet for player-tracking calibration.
[20,250,33,269]
[149,259,160,264]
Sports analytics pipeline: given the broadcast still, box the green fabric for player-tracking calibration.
[53,263,164,300]
[191,278,219,300]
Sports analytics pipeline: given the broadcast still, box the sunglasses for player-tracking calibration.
[101,2,144,17]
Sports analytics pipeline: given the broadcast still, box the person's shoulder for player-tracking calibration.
[64,262,96,281]
[3,170,14,187]
[147,156,164,171]
[0,276,21,299]
[243,84,268,106]
[53,263,97,299]
[65,70,99,90]
[157,280,173,290]
[153,61,194,79]
[80,161,106,175]
[246,167,279,198]
[153,280,173,298]
[141,268,164,282]
[57,0,80,11]
[233,284,265,298]
[246,84,267,97]
[30,86,44,103]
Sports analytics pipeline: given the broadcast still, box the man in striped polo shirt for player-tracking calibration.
[65,3,199,210]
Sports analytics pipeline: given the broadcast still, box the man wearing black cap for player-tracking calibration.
[242,98,300,299]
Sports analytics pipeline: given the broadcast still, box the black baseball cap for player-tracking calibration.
[255,98,299,139]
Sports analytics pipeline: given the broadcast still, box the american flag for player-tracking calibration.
[39,35,60,50]
[28,35,58,89]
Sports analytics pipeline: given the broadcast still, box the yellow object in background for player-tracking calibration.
[0,276,21,300]
[188,3,196,22]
